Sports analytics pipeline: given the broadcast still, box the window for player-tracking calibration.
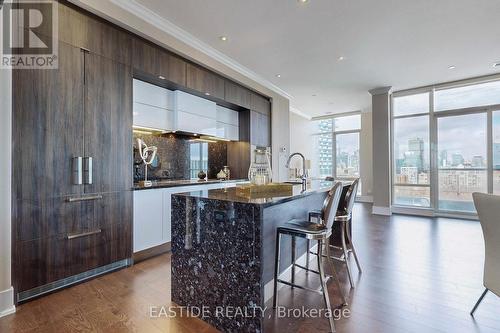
[189,142,208,179]
[435,81,500,112]
[312,114,361,181]
[437,113,487,212]
[393,92,429,116]
[393,115,430,207]
[392,78,500,215]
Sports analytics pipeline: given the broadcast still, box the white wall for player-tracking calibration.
[289,112,315,176]
[0,66,15,317]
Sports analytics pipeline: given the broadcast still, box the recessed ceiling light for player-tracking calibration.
[158,75,166,80]
[338,56,345,61]
[276,74,281,78]
[448,65,456,70]
[493,62,500,68]
[298,0,309,3]
[205,92,211,96]
[219,36,228,42]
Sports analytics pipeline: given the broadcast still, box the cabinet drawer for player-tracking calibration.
[15,192,132,242]
[15,222,131,293]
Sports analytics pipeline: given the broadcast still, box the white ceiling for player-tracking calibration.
[134,0,500,117]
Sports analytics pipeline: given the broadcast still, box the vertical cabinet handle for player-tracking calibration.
[72,157,83,185]
[83,157,93,185]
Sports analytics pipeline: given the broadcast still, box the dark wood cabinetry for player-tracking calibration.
[13,38,133,300]
[186,63,225,99]
[224,81,252,109]
[58,3,132,65]
[84,52,133,194]
[250,110,271,147]
[250,92,271,116]
[12,0,273,303]
[132,38,186,86]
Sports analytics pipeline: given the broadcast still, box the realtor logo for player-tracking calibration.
[1,0,58,69]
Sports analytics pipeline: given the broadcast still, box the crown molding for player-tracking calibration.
[109,0,293,101]
[369,86,392,96]
[290,106,311,120]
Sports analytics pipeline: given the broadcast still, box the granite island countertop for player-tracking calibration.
[172,179,350,207]
[133,178,248,191]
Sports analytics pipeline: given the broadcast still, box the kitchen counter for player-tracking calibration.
[133,178,248,190]
[170,180,351,332]
[173,179,349,207]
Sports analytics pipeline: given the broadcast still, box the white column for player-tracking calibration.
[369,87,392,216]
[0,65,15,317]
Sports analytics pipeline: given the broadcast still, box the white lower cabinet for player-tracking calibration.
[133,182,239,253]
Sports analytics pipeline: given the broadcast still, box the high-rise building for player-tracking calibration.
[472,155,485,168]
[404,137,424,172]
[440,150,448,168]
[451,153,464,167]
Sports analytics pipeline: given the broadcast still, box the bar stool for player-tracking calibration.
[273,182,346,333]
[309,179,362,288]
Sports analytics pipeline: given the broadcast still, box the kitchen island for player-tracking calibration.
[171,180,349,332]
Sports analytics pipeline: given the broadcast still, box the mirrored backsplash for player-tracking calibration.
[133,133,227,182]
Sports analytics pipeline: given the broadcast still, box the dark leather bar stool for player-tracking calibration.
[308,179,362,288]
[273,182,346,333]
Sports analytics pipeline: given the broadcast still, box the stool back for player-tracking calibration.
[343,178,360,216]
[473,192,500,297]
[323,182,343,231]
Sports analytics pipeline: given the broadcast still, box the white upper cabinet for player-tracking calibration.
[133,79,175,130]
[174,90,216,118]
[133,82,239,139]
[133,79,172,109]
[216,105,239,140]
[174,90,217,136]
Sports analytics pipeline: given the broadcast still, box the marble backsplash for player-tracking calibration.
[133,133,228,182]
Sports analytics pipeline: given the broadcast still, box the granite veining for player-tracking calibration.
[170,180,351,332]
[171,195,263,332]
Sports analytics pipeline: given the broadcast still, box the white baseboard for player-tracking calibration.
[263,243,318,303]
[372,205,392,216]
[356,195,373,203]
[0,287,15,318]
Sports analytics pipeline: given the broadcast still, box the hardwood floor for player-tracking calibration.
[1,203,499,333]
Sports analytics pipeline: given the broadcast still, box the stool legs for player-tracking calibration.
[340,221,354,288]
[325,239,347,306]
[273,233,282,308]
[306,239,311,271]
[291,236,296,287]
[317,239,336,333]
[345,220,362,273]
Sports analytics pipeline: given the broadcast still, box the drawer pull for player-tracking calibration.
[67,229,102,240]
[67,195,103,202]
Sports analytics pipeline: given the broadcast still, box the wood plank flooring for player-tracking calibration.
[1,203,499,333]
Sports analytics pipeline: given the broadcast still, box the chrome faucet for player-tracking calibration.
[286,152,307,191]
